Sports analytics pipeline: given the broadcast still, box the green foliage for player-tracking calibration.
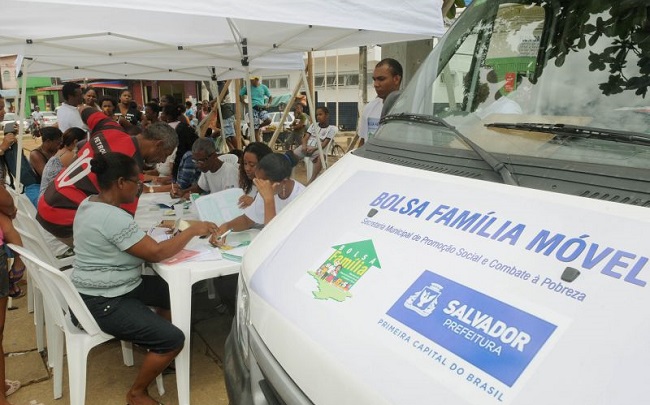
[545,0,650,98]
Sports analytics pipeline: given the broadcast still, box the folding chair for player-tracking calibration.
[12,208,73,355]
[7,244,165,403]
[304,138,336,180]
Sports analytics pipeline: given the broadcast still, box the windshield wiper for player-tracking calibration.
[383,114,519,186]
[485,122,650,146]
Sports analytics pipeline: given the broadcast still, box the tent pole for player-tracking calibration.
[243,67,255,144]
[227,19,255,145]
[15,58,31,192]
[234,80,243,148]
[300,70,326,171]
[336,49,339,129]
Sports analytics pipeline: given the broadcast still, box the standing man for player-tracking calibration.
[30,105,43,126]
[56,82,86,132]
[239,76,273,143]
[358,58,403,148]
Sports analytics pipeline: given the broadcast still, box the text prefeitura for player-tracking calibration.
[369,192,648,287]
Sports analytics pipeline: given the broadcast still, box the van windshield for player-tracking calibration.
[379,0,650,170]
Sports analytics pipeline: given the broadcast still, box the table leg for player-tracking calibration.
[168,281,192,405]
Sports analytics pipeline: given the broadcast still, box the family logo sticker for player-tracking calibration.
[387,271,557,386]
[309,240,381,302]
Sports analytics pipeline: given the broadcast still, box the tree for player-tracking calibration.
[545,0,650,98]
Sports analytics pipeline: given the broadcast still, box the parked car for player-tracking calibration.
[262,111,294,134]
[225,1,650,404]
[41,111,58,127]
[1,113,33,133]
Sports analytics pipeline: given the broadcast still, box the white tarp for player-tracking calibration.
[2,0,445,80]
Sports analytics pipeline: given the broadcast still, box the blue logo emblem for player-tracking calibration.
[404,283,443,316]
[387,271,557,386]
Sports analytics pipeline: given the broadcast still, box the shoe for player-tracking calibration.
[56,247,75,259]
[8,282,24,299]
[8,264,26,298]
[5,379,20,396]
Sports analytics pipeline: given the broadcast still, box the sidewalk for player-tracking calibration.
[4,285,232,405]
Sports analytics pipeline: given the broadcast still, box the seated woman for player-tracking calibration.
[29,126,63,183]
[238,142,273,208]
[146,122,199,194]
[210,153,305,244]
[0,131,41,207]
[39,127,87,200]
[70,152,218,405]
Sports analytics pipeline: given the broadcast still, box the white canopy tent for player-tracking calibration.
[2,0,443,80]
[2,0,444,187]
[2,1,443,403]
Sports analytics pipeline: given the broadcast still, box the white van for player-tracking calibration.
[224,1,650,404]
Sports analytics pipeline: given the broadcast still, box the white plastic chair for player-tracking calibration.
[304,138,336,180]
[12,208,74,355]
[7,187,73,312]
[7,244,165,403]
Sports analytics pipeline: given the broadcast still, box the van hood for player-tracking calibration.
[241,153,650,404]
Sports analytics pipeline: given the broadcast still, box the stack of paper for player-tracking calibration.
[194,188,245,225]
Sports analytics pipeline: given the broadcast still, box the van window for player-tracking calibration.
[377,1,650,172]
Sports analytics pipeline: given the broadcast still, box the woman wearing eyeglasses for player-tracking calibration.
[70,152,218,405]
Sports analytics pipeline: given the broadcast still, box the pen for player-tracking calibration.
[217,229,233,241]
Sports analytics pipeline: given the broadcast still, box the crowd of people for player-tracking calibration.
[0,58,405,405]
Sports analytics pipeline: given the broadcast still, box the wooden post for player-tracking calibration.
[307,52,315,110]
[268,78,303,148]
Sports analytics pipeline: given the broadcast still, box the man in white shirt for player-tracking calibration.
[178,138,238,198]
[57,82,86,132]
[30,105,43,124]
[358,58,403,147]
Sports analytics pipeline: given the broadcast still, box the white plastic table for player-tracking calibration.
[135,192,242,405]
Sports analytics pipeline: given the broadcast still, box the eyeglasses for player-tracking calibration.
[124,178,144,197]
[192,152,215,165]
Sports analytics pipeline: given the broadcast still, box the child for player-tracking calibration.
[286,106,337,184]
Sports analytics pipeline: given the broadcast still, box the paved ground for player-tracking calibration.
[2,132,354,404]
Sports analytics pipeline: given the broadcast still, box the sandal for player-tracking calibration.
[9,264,25,284]
[5,379,21,396]
[8,283,24,299]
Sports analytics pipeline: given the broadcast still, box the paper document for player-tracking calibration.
[218,229,259,262]
[194,188,245,225]
[147,227,173,243]
[162,249,200,265]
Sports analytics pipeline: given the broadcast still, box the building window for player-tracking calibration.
[262,77,289,89]
[314,73,366,87]
[2,71,10,83]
